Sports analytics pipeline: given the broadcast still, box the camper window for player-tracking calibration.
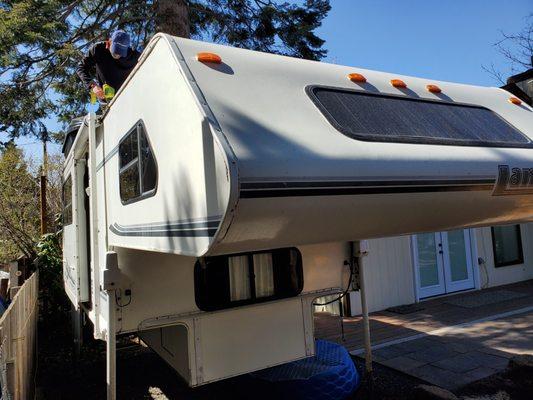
[119,121,157,204]
[62,175,73,225]
[195,248,303,311]
[308,86,532,148]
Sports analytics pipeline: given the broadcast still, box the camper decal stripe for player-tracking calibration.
[239,179,495,198]
[96,146,119,171]
[109,218,220,237]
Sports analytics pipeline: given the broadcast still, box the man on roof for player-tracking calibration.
[76,30,140,102]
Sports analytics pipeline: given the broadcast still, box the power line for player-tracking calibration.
[16,141,39,146]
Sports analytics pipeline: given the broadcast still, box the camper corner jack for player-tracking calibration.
[356,240,373,377]
[104,251,120,400]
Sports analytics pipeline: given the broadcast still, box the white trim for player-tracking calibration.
[413,232,446,298]
[442,230,475,292]
[470,228,481,290]
[410,237,420,303]
[350,304,533,355]
[412,229,477,300]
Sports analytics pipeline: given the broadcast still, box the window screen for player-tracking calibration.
[119,121,157,204]
[62,175,73,225]
[309,86,531,148]
[195,248,303,311]
[491,225,524,267]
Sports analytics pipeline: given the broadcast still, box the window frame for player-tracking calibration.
[306,85,532,148]
[62,174,73,226]
[194,247,304,311]
[491,225,525,268]
[118,120,158,205]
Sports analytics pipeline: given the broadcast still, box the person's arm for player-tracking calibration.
[76,44,105,100]
[76,45,98,89]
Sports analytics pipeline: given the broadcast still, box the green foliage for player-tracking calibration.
[190,0,330,60]
[36,233,62,276]
[36,231,70,320]
[0,144,40,262]
[0,0,330,141]
[0,145,63,263]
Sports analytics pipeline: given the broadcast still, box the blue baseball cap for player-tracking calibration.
[110,30,130,58]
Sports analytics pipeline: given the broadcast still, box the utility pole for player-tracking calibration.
[39,123,49,235]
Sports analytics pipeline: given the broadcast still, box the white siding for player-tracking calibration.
[476,223,533,288]
[345,224,533,318]
[349,236,415,316]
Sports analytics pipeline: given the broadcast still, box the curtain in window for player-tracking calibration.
[253,253,275,298]
[229,256,251,301]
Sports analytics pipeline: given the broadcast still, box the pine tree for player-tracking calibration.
[0,0,330,141]
[0,145,40,261]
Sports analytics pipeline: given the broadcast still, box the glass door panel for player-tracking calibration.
[415,233,446,298]
[415,230,475,299]
[442,230,474,292]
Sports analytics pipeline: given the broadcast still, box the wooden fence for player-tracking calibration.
[0,272,38,400]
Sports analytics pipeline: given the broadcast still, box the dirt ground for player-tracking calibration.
[35,317,531,400]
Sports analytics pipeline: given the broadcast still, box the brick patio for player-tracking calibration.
[314,280,533,389]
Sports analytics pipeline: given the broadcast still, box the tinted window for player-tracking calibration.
[62,175,73,225]
[309,86,531,148]
[119,121,157,204]
[195,248,303,311]
[119,131,138,168]
[491,225,524,267]
[119,164,140,202]
[140,128,157,193]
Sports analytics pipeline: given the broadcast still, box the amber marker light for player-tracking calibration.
[348,73,367,83]
[426,84,441,94]
[390,79,407,88]
[196,52,222,64]
[508,97,522,105]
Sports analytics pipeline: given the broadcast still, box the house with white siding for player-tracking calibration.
[346,224,532,316]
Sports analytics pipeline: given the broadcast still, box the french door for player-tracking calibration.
[413,229,475,299]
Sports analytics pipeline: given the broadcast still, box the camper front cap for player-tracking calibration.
[110,30,130,58]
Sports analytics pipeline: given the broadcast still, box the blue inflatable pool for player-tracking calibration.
[249,339,360,400]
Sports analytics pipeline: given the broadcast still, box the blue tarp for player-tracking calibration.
[250,339,360,400]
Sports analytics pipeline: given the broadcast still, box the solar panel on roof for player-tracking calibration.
[309,86,532,148]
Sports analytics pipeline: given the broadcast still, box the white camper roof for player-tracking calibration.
[98,34,533,256]
[108,33,533,181]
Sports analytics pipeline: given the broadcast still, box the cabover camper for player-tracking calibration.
[62,33,533,397]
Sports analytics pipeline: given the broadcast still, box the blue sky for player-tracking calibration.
[8,0,532,159]
[318,0,531,85]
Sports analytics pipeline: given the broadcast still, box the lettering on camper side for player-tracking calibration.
[493,165,533,196]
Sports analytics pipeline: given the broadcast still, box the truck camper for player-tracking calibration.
[62,33,533,396]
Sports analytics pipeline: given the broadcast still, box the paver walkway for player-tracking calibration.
[315,280,533,351]
[315,280,533,389]
[359,310,533,389]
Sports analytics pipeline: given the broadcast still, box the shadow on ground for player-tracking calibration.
[35,313,427,400]
[36,316,532,400]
